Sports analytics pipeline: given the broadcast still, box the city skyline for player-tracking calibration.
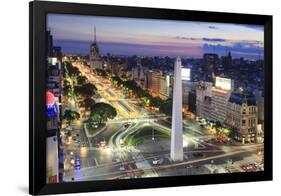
[46,13,265,184]
[47,14,264,59]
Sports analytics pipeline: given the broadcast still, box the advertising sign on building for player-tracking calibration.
[215,76,232,90]
[182,68,190,81]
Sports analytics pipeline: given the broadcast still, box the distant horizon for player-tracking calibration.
[48,14,264,60]
[53,39,264,60]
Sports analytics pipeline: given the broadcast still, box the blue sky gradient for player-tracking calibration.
[48,14,264,59]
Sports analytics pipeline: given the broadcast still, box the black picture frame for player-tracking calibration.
[29,1,273,195]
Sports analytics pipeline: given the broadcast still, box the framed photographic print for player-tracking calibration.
[29,1,272,195]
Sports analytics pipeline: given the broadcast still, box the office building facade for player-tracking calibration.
[226,92,258,143]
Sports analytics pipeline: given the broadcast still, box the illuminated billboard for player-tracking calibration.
[215,77,232,90]
[182,68,190,81]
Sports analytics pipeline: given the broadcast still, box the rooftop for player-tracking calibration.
[228,92,256,106]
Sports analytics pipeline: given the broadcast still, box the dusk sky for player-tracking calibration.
[47,14,264,59]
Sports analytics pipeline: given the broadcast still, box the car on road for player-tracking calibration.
[152,158,161,165]
[208,120,215,126]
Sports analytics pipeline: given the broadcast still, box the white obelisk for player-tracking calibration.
[170,57,183,162]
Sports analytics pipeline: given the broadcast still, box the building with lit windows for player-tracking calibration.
[46,30,63,183]
[110,63,122,76]
[203,53,219,83]
[146,70,171,99]
[182,81,195,109]
[196,81,213,117]
[46,90,60,183]
[196,77,233,123]
[254,90,264,124]
[226,92,258,143]
[132,64,148,88]
[47,57,61,97]
[210,77,234,122]
[159,74,171,99]
[208,76,234,122]
[132,64,146,81]
[182,68,195,110]
[209,87,231,122]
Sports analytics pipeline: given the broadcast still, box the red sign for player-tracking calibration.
[46,91,56,105]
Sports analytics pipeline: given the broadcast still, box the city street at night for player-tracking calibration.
[59,60,264,182]
[45,14,265,183]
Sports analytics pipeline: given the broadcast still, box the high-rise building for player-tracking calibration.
[188,90,196,114]
[47,57,61,97]
[171,57,183,162]
[210,87,231,122]
[226,92,258,143]
[159,74,171,99]
[46,30,53,57]
[181,67,194,109]
[221,51,232,69]
[195,81,213,117]
[146,70,153,90]
[253,90,264,139]
[46,90,60,183]
[111,63,122,76]
[146,70,171,99]
[203,53,219,83]
[254,90,264,124]
[182,80,195,109]
[132,63,147,82]
[208,76,233,122]
[90,26,102,69]
[53,46,63,61]
[147,70,160,96]
[132,64,148,88]
[46,57,61,184]
[195,77,233,123]
[46,30,63,183]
